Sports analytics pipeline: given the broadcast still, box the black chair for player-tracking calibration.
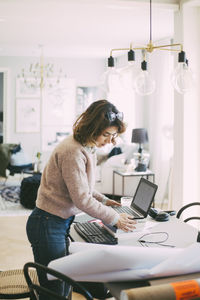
[23,262,93,300]
[176,202,200,223]
[0,268,38,299]
[177,202,200,242]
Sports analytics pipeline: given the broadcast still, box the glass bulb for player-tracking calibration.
[134,70,156,96]
[171,62,194,94]
[120,61,140,90]
[100,67,122,93]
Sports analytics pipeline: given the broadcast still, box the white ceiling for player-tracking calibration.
[0,0,179,58]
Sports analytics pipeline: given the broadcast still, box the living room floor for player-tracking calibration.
[0,215,32,270]
[0,215,86,299]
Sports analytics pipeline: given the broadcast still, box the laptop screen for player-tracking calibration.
[131,178,158,216]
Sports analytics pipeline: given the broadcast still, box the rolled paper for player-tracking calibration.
[120,279,200,300]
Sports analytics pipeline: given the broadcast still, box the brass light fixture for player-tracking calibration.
[18,45,66,91]
[102,0,194,96]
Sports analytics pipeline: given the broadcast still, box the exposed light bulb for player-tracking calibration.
[100,67,122,92]
[171,62,194,94]
[171,51,194,94]
[100,56,122,92]
[119,49,140,90]
[120,61,140,90]
[134,60,155,96]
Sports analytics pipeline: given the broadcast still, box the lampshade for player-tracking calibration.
[131,128,148,144]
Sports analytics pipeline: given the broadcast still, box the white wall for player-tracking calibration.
[172,1,200,213]
[0,73,3,111]
[0,56,105,162]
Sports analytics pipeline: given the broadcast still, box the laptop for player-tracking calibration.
[112,177,158,219]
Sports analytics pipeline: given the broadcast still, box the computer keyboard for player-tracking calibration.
[113,206,141,217]
[73,222,118,245]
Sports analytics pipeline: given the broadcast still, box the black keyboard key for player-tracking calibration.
[73,222,118,245]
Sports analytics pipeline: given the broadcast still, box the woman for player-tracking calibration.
[26,100,136,299]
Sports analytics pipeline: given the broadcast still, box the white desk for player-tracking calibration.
[70,216,200,299]
[71,215,198,249]
[46,214,200,300]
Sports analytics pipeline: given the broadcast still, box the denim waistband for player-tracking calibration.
[32,207,74,222]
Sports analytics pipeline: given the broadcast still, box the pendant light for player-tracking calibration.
[134,51,155,96]
[171,53,194,94]
[102,0,194,96]
[100,56,122,93]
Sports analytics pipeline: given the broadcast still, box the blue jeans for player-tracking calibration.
[26,207,74,299]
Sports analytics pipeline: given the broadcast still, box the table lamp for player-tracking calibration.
[131,128,149,171]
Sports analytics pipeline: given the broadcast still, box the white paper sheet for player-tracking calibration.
[149,219,198,248]
[150,243,200,277]
[66,268,152,282]
[69,242,119,253]
[48,243,181,281]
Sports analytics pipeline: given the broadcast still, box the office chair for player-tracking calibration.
[176,202,200,223]
[0,268,38,299]
[23,262,93,300]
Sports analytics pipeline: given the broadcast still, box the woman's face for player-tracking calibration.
[95,126,118,148]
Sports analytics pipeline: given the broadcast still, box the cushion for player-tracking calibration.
[10,149,32,166]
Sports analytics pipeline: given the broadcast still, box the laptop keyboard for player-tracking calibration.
[113,206,141,217]
[73,222,118,245]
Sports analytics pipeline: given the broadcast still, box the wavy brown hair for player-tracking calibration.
[73,100,126,145]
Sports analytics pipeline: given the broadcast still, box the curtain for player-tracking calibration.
[145,45,174,206]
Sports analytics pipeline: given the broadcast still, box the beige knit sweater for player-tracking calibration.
[36,135,118,224]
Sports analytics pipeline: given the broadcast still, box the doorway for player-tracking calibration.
[0,69,9,143]
[0,72,3,143]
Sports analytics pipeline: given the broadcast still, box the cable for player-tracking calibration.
[138,231,175,248]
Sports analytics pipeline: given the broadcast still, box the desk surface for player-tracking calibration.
[72,215,198,248]
[70,214,199,299]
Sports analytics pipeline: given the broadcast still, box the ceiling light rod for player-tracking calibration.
[109,42,183,56]
[108,42,185,69]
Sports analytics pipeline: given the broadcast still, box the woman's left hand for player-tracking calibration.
[105,199,121,207]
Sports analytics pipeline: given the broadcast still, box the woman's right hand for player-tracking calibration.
[116,213,136,232]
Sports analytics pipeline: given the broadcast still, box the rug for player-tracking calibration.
[0,182,32,216]
[0,185,20,203]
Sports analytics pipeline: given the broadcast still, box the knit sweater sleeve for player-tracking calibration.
[60,146,118,225]
[92,189,107,202]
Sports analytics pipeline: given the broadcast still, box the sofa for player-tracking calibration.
[95,141,145,197]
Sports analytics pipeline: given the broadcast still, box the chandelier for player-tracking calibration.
[18,45,66,91]
[102,0,194,96]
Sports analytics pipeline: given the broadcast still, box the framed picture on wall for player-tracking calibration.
[16,98,40,133]
[42,78,76,126]
[16,77,40,98]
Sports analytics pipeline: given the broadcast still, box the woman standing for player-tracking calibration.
[26,100,136,299]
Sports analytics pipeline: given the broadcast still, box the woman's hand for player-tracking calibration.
[117,213,136,232]
[105,199,121,207]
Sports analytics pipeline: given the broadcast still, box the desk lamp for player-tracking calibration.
[132,128,149,172]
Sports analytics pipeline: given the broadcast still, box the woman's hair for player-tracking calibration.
[73,99,126,145]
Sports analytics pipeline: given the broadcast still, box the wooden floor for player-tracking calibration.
[0,215,86,299]
[0,215,33,270]
[0,174,113,299]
